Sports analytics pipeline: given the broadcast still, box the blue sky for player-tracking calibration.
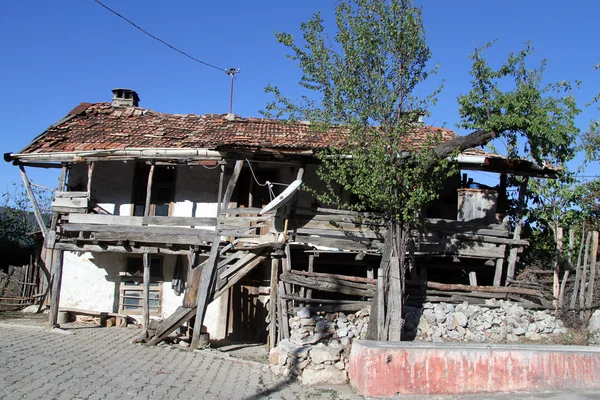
[0,0,598,192]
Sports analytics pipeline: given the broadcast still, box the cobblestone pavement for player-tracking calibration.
[1,318,599,400]
[0,320,358,400]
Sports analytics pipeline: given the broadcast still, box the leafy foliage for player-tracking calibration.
[457,42,580,166]
[0,183,51,253]
[263,0,452,224]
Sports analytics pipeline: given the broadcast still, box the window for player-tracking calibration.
[120,282,162,314]
[119,256,163,315]
[133,165,176,217]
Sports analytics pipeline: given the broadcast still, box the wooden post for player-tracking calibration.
[376,268,385,340]
[306,254,314,299]
[493,258,504,286]
[585,231,599,310]
[368,228,392,340]
[87,162,95,198]
[269,257,279,349]
[141,165,155,333]
[142,253,151,331]
[278,280,290,339]
[505,178,528,283]
[191,160,243,351]
[553,227,563,303]
[468,271,478,286]
[386,255,402,341]
[579,232,592,309]
[48,250,63,327]
[19,165,48,238]
[47,164,68,327]
[570,226,586,309]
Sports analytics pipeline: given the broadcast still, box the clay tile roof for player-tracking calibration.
[19,102,457,155]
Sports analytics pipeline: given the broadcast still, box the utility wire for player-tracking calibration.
[93,0,226,72]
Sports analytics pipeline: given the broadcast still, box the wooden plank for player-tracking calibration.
[220,251,262,280]
[280,272,375,297]
[68,214,144,226]
[55,191,89,198]
[291,303,370,313]
[67,214,217,227]
[53,242,195,255]
[191,160,243,351]
[147,306,196,345]
[63,223,215,237]
[220,207,264,215]
[52,197,88,208]
[144,216,217,226]
[280,295,372,305]
[292,270,377,284]
[294,235,370,251]
[50,206,88,214]
[293,212,386,225]
[213,255,266,299]
[293,227,383,240]
[88,231,213,245]
[408,280,543,297]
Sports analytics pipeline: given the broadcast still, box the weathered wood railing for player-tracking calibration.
[54,205,525,262]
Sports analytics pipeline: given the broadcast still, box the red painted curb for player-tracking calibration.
[349,340,600,396]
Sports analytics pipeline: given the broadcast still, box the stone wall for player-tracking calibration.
[409,299,568,342]
[270,299,571,385]
[269,307,370,385]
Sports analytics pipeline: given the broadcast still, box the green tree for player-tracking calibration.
[265,0,580,340]
[0,183,51,269]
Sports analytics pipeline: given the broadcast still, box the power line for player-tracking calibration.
[93,0,227,72]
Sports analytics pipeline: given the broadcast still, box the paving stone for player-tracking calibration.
[0,320,353,400]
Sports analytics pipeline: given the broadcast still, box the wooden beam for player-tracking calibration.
[19,165,48,238]
[142,253,151,332]
[47,164,68,327]
[505,178,528,282]
[86,162,95,199]
[280,272,375,297]
[269,257,279,349]
[585,231,599,310]
[306,254,314,299]
[191,160,243,351]
[144,164,155,218]
[47,250,63,327]
[493,257,504,286]
[469,271,478,286]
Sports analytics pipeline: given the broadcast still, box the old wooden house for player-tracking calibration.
[5,89,556,348]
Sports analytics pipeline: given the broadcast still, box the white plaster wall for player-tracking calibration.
[59,251,123,313]
[68,161,136,216]
[172,165,220,230]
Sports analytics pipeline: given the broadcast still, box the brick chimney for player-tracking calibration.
[111,88,140,107]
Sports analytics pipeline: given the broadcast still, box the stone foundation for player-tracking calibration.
[269,300,572,385]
